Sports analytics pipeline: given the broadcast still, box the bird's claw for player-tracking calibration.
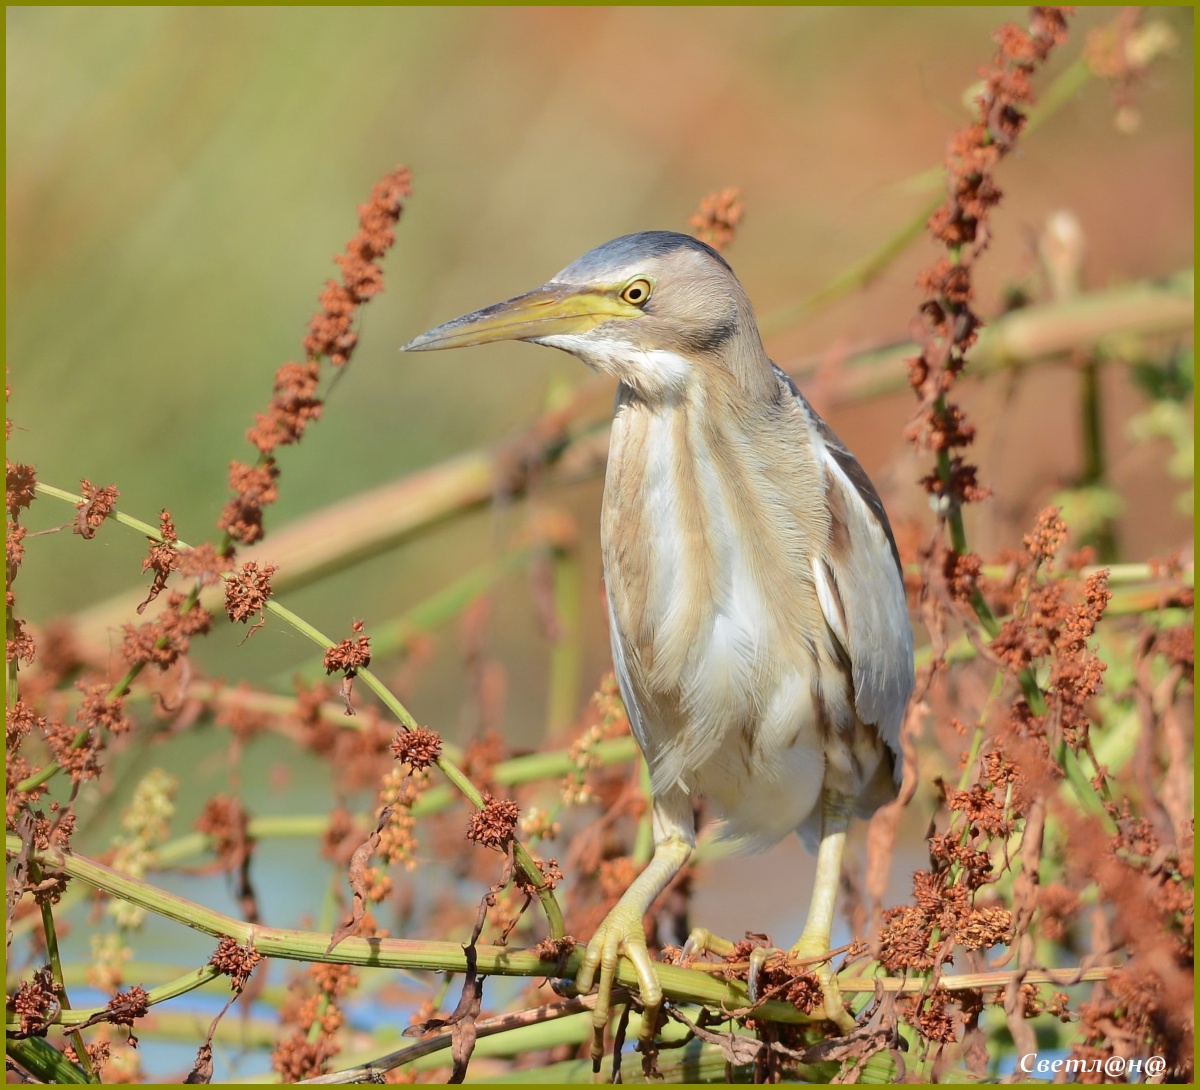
[576,904,663,1068]
[746,944,774,1003]
[679,926,736,965]
[748,940,856,1034]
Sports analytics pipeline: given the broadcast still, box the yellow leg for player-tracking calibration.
[576,799,693,1067]
[789,789,855,1031]
[749,789,856,1032]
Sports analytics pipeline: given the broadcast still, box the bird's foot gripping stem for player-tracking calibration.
[683,928,856,1033]
[747,938,856,1034]
[576,902,664,1068]
[574,833,692,1069]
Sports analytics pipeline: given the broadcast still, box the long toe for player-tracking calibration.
[791,938,856,1033]
[578,903,664,1068]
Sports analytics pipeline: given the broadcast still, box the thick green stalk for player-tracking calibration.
[6,836,809,1030]
[30,861,95,1081]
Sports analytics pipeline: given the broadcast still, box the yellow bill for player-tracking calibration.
[402,284,635,352]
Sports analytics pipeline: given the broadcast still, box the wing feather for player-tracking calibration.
[775,365,914,765]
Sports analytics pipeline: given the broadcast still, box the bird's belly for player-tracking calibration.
[609,558,853,850]
[603,393,873,848]
[633,630,836,851]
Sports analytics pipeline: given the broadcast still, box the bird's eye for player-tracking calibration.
[620,278,653,307]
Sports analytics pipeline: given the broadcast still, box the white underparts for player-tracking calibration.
[607,405,855,852]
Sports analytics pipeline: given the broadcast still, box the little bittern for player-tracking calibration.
[404,231,914,1061]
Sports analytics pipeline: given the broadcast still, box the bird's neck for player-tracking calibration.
[614,335,780,415]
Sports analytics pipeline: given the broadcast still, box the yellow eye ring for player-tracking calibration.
[620,278,653,306]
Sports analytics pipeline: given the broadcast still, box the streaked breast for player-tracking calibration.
[601,384,845,803]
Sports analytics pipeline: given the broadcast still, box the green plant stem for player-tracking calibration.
[1078,353,1118,560]
[28,481,565,938]
[5,1037,92,1084]
[6,836,811,1031]
[30,861,96,1081]
[8,834,1115,1040]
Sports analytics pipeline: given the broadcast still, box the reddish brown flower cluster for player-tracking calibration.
[76,680,132,737]
[689,186,745,253]
[68,480,118,540]
[247,361,324,456]
[137,510,180,613]
[6,520,25,579]
[177,541,230,586]
[120,592,213,671]
[1035,882,1081,943]
[305,167,413,364]
[289,677,395,788]
[942,548,983,604]
[271,962,359,1081]
[9,965,55,1037]
[462,729,506,793]
[292,680,339,755]
[1151,624,1194,683]
[105,984,150,1027]
[1073,963,1191,1080]
[30,805,76,853]
[465,793,520,851]
[946,783,1015,839]
[7,617,35,667]
[85,984,153,1045]
[208,936,263,991]
[62,1040,111,1077]
[899,988,958,1045]
[224,561,277,630]
[990,507,1111,751]
[195,794,252,860]
[6,703,44,821]
[908,9,1072,512]
[6,461,36,518]
[43,715,103,789]
[4,404,48,833]
[323,620,371,676]
[1045,571,1110,749]
[514,855,564,897]
[391,725,443,770]
[878,865,1012,974]
[218,460,280,546]
[221,166,412,548]
[73,479,120,539]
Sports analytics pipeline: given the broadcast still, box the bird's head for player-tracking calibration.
[403,231,769,401]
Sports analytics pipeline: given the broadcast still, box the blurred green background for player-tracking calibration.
[8,0,1194,840]
[9,4,1192,661]
[5,7,1193,1079]
[3,0,1191,934]
[8,5,1194,750]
